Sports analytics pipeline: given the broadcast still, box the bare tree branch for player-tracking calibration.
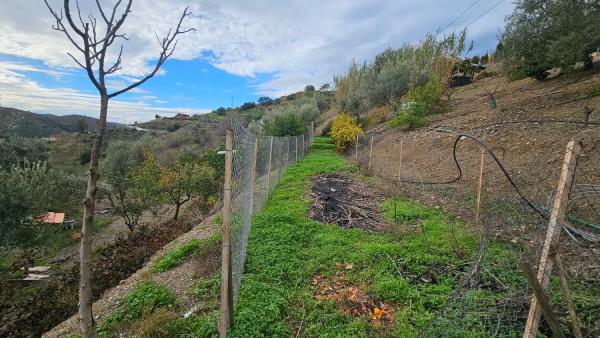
[43,0,84,53]
[109,6,195,98]
[67,52,86,69]
[106,45,124,75]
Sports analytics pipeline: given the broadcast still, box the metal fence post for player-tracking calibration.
[266,136,274,195]
[286,136,290,168]
[523,140,580,338]
[219,128,234,338]
[302,134,305,155]
[249,137,259,214]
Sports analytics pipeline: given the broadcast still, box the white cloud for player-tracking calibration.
[0,0,515,114]
[0,61,209,123]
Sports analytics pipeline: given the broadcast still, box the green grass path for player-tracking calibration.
[229,137,476,337]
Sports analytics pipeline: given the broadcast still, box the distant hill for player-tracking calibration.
[0,107,120,138]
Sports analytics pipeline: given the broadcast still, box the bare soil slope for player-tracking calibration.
[351,68,600,278]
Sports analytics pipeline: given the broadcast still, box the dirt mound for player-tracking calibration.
[308,174,385,230]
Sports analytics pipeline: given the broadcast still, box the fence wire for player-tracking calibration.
[353,127,600,337]
[228,120,313,304]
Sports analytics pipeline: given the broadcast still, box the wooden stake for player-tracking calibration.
[553,251,583,338]
[355,134,359,164]
[368,135,374,171]
[219,128,234,338]
[521,261,566,338]
[398,140,403,182]
[475,148,485,228]
[524,140,580,338]
[295,136,298,162]
[266,136,274,195]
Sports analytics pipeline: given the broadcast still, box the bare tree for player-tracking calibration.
[43,1,195,336]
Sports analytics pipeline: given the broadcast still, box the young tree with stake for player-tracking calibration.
[43,1,195,336]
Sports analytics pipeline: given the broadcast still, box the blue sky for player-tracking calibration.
[0,0,514,123]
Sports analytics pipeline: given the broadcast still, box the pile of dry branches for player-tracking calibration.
[308,174,384,230]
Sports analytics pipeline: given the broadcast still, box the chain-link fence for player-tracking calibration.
[221,120,313,333]
[353,126,600,337]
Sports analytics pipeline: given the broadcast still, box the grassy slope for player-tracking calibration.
[87,136,599,337]
[229,137,478,337]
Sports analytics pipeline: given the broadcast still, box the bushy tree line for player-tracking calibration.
[334,32,469,120]
[0,162,85,246]
[101,140,221,230]
[498,0,600,79]
[249,91,329,136]
[1,118,86,246]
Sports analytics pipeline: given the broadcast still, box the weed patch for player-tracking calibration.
[99,281,176,335]
[152,239,200,273]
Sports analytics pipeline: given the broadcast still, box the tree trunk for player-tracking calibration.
[174,202,182,221]
[79,94,108,338]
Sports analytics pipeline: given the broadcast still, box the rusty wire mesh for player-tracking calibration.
[228,120,313,303]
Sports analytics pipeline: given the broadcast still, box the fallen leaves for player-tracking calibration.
[311,263,393,327]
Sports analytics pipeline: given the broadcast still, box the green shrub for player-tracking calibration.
[152,239,200,273]
[390,78,443,130]
[390,102,428,130]
[404,77,444,107]
[100,282,176,332]
[263,110,305,136]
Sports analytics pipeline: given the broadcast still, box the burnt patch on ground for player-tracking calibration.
[308,174,386,231]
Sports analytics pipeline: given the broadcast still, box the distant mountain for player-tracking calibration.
[0,107,121,138]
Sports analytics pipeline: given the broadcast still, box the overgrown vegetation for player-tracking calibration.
[151,239,200,273]
[101,140,222,230]
[225,138,479,337]
[249,91,331,136]
[498,0,600,79]
[334,32,469,127]
[99,281,176,335]
[152,232,221,273]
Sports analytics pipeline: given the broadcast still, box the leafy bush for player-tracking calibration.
[498,0,600,79]
[390,78,444,130]
[390,105,427,130]
[152,239,200,273]
[263,110,306,136]
[257,97,273,106]
[240,102,257,111]
[330,113,363,152]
